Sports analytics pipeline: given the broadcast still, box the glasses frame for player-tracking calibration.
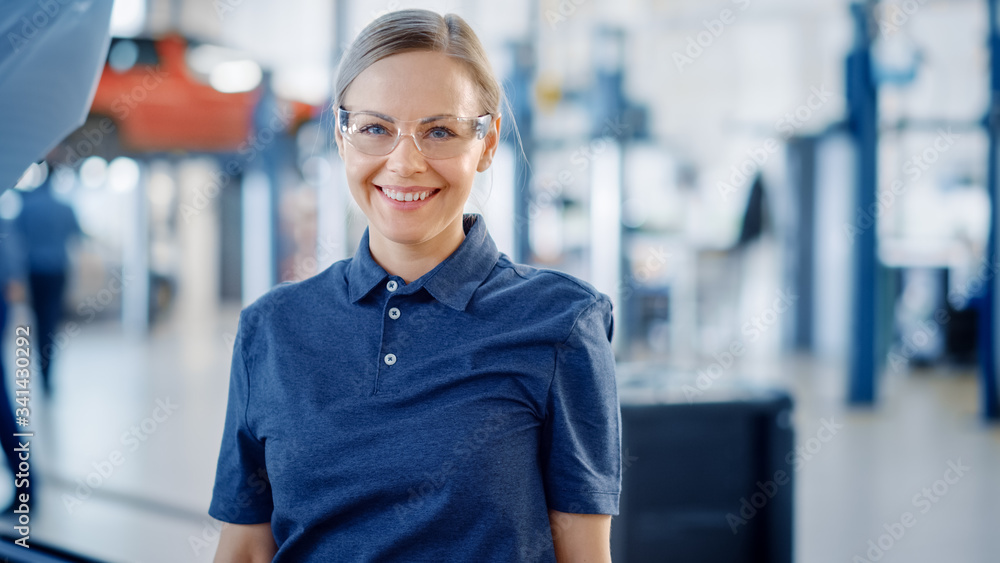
[336,106,494,160]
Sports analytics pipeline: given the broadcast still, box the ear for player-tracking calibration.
[476,114,502,173]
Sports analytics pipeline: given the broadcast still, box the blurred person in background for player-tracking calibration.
[13,166,82,398]
[210,9,620,562]
[0,217,33,514]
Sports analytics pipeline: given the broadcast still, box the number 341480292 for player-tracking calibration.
[14,327,31,420]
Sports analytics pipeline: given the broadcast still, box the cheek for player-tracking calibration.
[344,157,380,187]
[440,156,480,184]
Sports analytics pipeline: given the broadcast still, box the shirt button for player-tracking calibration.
[384,353,397,365]
[388,307,401,320]
[386,280,398,292]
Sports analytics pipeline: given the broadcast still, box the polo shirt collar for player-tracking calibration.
[347,213,500,311]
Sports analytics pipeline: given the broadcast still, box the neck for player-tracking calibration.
[368,215,467,284]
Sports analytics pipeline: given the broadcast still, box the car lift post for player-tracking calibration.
[981,0,1000,420]
[847,2,879,405]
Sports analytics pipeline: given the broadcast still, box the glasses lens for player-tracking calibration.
[413,117,485,159]
[340,110,490,159]
[340,112,397,156]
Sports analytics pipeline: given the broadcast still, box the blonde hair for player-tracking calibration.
[334,9,502,118]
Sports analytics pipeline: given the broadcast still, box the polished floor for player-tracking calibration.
[0,302,997,562]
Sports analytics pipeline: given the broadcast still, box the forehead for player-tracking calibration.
[342,50,480,119]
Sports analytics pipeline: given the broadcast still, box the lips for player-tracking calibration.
[380,186,438,201]
[376,185,441,206]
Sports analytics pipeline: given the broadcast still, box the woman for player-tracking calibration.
[210,9,621,562]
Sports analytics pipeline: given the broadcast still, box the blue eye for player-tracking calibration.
[359,124,390,136]
[426,127,456,140]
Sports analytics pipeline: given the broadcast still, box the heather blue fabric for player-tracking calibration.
[209,212,621,562]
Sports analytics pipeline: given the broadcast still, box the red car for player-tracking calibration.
[85,34,313,153]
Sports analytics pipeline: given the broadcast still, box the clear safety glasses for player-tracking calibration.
[337,107,493,159]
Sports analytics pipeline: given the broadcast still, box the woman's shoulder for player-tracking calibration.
[240,259,349,322]
[493,253,610,309]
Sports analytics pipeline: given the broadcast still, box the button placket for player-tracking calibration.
[376,278,403,394]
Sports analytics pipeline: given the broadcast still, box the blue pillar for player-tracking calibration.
[253,72,285,284]
[846,3,879,405]
[507,41,534,264]
[981,0,1000,420]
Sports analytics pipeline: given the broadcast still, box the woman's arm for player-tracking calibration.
[214,522,278,563]
[548,509,613,563]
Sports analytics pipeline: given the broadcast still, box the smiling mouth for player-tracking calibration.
[377,185,441,202]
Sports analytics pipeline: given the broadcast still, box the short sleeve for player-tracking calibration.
[540,295,621,515]
[208,312,274,524]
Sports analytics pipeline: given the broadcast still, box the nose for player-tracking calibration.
[385,134,427,176]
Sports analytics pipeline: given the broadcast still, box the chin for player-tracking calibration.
[372,217,437,244]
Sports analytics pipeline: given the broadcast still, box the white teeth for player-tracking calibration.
[381,187,434,202]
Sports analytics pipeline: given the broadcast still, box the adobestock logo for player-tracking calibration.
[877,0,929,37]
[672,0,753,72]
[38,269,134,366]
[190,466,272,556]
[726,417,842,534]
[59,71,169,169]
[514,116,628,232]
[544,0,591,30]
[180,104,294,224]
[108,67,169,121]
[852,459,970,562]
[62,398,179,514]
[843,128,959,244]
[718,84,835,201]
[213,0,245,20]
[683,288,798,402]
[6,0,74,53]
[616,245,670,302]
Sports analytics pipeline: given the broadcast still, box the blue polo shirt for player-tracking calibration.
[209,213,621,562]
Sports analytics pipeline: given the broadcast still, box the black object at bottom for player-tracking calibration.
[611,391,794,563]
